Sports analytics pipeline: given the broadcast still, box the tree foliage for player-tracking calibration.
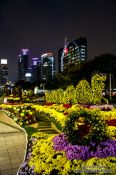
[45,73,107,105]
[76,80,92,104]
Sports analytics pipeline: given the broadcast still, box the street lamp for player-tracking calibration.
[40,83,45,91]
[109,73,112,100]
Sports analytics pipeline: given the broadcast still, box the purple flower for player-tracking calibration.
[52,134,116,160]
[52,133,69,150]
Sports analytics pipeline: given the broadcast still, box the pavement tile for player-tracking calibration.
[15,147,25,152]
[0,149,8,154]
[0,140,6,143]
[0,164,12,170]
[0,152,9,157]
[9,154,19,160]
[0,143,6,147]
[8,151,17,157]
[1,169,12,175]
[12,168,18,175]
[8,149,17,153]
[6,143,15,147]
[0,111,27,175]
[10,158,21,164]
[0,156,9,161]
[0,147,7,151]
[18,155,25,160]
[18,155,25,161]
[0,160,11,165]
[11,162,21,169]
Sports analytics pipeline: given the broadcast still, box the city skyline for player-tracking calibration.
[0,0,116,81]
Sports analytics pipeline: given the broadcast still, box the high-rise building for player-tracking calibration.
[31,57,41,82]
[18,49,29,81]
[58,48,63,73]
[25,67,32,82]
[59,37,87,72]
[0,59,8,85]
[41,53,55,80]
[75,37,87,61]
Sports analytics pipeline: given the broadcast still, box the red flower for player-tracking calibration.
[106,119,116,126]
[78,124,91,138]
[63,112,68,116]
[63,104,72,108]
[45,102,54,106]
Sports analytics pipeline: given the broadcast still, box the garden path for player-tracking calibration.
[0,111,27,175]
[28,114,59,135]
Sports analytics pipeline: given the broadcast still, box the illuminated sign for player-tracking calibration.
[32,58,38,61]
[41,53,53,58]
[22,49,29,55]
[0,59,7,64]
[25,73,32,77]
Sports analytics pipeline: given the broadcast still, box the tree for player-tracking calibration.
[76,80,92,104]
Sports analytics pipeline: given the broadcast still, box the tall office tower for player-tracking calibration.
[75,37,87,61]
[0,59,8,85]
[41,53,55,80]
[60,37,87,72]
[58,48,63,73]
[25,67,32,82]
[31,57,41,82]
[18,49,29,81]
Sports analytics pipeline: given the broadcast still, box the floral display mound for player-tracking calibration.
[1,104,37,126]
[63,110,108,146]
[18,109,116,175]
[7,96,20,104]
[32,103,116,136]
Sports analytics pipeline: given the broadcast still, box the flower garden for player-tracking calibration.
[0,74,116,174]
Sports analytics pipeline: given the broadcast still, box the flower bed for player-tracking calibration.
[0,104,37,126]
[18,108,116,175]
[18,132,116,175]
[7,96,20,104]
[32,104,116,132]
[32,104,66,130]
[1,103,116,174]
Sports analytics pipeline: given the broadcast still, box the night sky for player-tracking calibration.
[0,0,116,81]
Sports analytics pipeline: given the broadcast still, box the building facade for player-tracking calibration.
[31,57,41,82]
[0,59,8,85]
[41,53,55,80]
[25,67,32,82]
[59,37,87,72]
[18,49,29,81]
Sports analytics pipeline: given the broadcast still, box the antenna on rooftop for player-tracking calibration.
[61,36,68,72]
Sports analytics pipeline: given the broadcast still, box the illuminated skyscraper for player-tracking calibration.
[75,37,87,61]
[18,49,29,81]
[59,37,87,72]
[31,57,41,82]
[41,53,55,80]
[25,68,32,82]
[58,48,63,73]
[0,59,8,85]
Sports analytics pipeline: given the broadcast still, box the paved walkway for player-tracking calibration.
[0,111,27,175]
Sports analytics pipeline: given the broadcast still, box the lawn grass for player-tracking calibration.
[22,118,59,139]
[22,125,39,139]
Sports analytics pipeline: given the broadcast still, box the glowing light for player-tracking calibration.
[22,49,29,55]
[32,58,38,60]
[64,47,68,54]
[34,87,38,94]
[25,73,32,77]
[0,59,7,64]
[41,53,53,58]
[33,61,37,65]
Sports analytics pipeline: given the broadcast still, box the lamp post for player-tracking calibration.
[40,83,45,91]
[61,37,67,72]
[109,73,112,100]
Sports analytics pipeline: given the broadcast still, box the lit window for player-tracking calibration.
[81,45,85,48]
